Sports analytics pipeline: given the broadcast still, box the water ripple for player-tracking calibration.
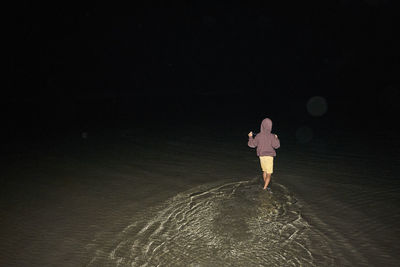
[88,178,334,266]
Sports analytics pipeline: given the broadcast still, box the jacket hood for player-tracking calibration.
[260,118,272,133]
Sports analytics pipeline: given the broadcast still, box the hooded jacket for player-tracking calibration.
[248,118,280,157]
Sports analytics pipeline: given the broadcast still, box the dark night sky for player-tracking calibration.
[5,1,399,122]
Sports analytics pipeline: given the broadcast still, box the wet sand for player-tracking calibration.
[1,96,399,266]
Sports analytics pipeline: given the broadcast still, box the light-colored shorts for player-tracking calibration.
[259,156,274,173]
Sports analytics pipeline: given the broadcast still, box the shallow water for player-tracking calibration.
[87,178,335,266]
[1,117,399,266]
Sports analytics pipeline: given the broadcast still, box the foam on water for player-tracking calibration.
[88,178,335,266]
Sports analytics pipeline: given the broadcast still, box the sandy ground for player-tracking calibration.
[1,113,399,266]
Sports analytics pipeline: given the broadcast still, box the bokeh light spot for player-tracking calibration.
[306,96,328,117]
[296,126,313,143]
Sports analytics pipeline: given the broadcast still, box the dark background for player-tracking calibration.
[4,1,399,141]
[2,3,400,266]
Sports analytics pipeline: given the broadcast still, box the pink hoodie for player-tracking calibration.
[248,118,280,157]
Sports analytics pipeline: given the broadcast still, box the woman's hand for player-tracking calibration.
[248,131,253,137]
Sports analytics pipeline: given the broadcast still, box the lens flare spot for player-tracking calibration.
[296,126,313,143]
[306,96,328,117]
